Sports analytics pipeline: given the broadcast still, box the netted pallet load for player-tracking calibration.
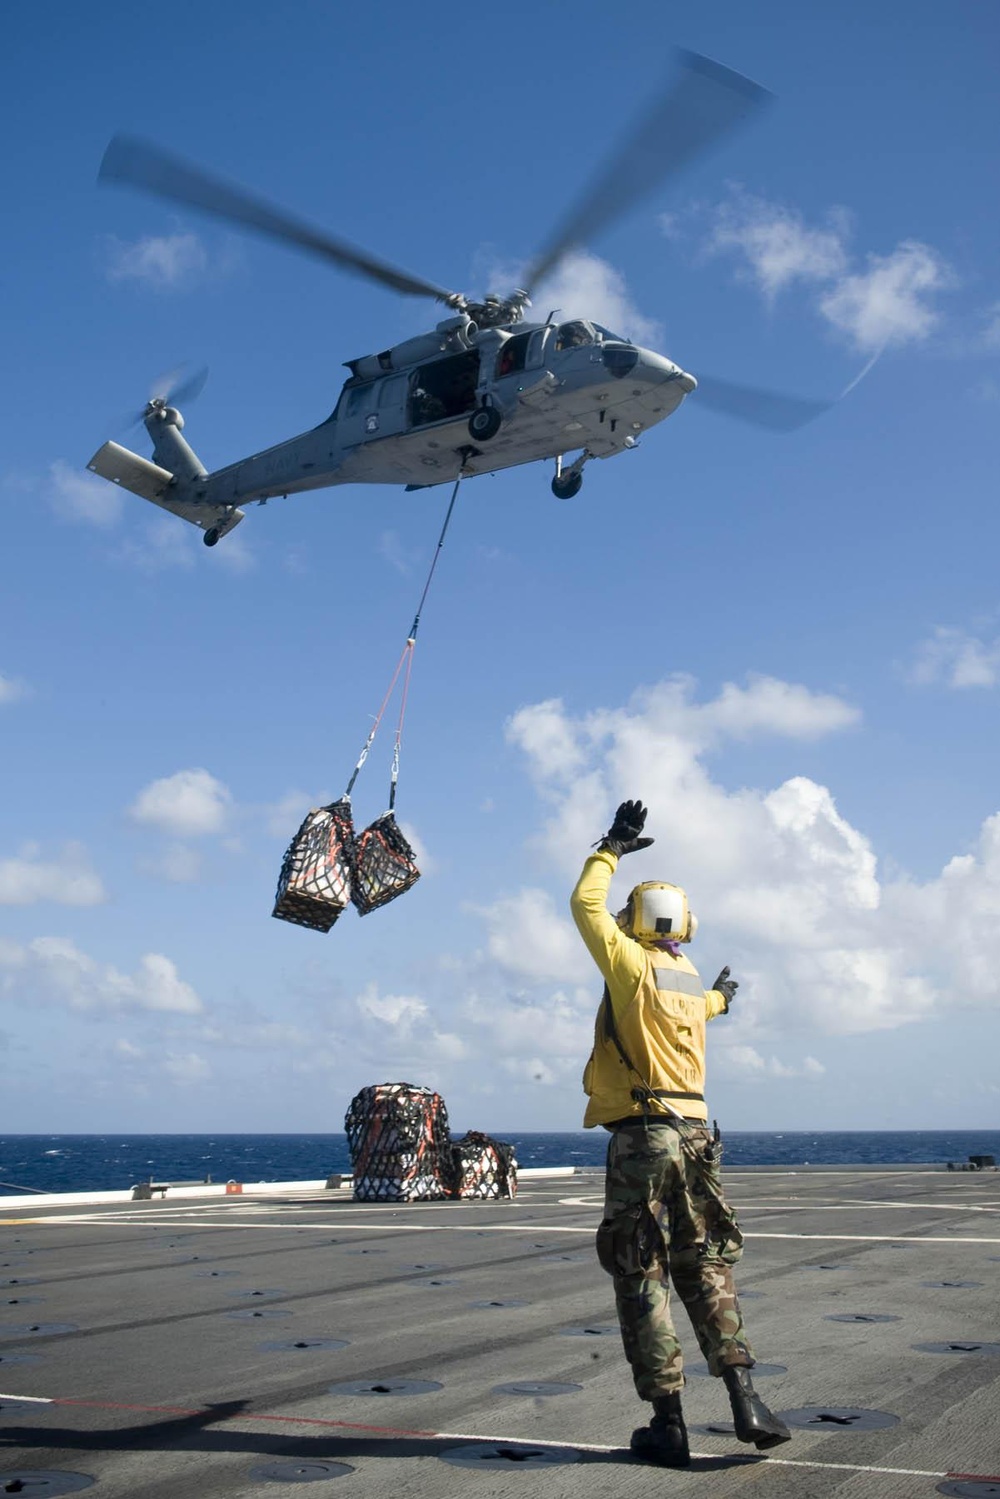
[352,813,420,916]
[450,1130,518,1199]
[272,798,355,932]
[345,1083,452,1201]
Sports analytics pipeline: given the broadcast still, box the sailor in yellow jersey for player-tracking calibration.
[572,799,791,1468]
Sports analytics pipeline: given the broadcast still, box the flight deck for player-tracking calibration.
[2,1165,999,1496]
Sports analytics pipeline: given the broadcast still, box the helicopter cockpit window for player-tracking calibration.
[553,320,594,352]
[593,324,631,344]
[496,332,532,378]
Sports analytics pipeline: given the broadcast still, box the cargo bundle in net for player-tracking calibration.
[272,798,356,932]
[271,479,464,933]
[352,813,420,916]
[450,1130,518,1199]
[344,1083,452,1202]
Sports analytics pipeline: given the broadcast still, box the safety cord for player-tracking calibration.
[346,475,463,806]
[388,640,416,811]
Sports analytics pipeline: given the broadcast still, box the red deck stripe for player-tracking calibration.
[55,1396,437,1438]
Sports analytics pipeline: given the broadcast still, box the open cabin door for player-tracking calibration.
[408,350,480,429]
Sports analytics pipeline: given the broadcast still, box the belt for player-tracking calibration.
[605,1114,707,1130]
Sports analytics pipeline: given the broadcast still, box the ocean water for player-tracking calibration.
[1,1131,998,1196]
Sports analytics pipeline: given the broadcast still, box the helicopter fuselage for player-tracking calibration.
[186,317,696,508]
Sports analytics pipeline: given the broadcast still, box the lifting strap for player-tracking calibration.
[345,475,462,807]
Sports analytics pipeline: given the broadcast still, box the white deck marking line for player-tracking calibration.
[738,1202,1000,1214]
[747,1231,1000,1243]
[29,1215,1000,1243]
[0,1395,968,1479]
[432,1433,953,1477]
[560,1194,1000,1216]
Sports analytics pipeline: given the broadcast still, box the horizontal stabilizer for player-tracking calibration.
[87,441,244,538]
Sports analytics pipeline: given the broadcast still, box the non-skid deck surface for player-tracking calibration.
[2,1167,999,1496]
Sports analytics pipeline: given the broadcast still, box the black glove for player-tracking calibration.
[712,966,739,1010]
[598,799,654,858]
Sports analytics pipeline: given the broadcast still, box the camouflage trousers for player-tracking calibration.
[597,1119,754,1399]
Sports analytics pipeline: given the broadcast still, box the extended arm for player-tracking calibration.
[571,799,654,1005]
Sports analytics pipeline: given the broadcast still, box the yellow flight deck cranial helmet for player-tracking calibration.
[618,881,698,944]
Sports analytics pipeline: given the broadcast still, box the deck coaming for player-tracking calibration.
[2,1167,999,1496]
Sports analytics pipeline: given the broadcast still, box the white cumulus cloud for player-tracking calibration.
[707,192,849,298]
[48,459,123,528]
[474,888,591,986]
[497,675,1000,1039]
[129,769,232,837]
[819,240,951,352]
[106,232,208,291]
[713,1044,826,1080]
[163,1051,211,1084]
[982,302,1000,349]
[140,843,203,883]
[532,250,662,345]
[0,843,107,906]
[695,189,952,354]
[0,938,202,1014]
[910,626,1000,689]
[357,982,428,1033]
[0,673,29,706]
[478,247,660,345]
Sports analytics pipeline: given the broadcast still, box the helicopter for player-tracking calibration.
[88,50,833,548]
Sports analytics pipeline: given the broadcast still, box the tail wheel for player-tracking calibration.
[204,527,220,547]
[468,405,502,442]
[551,472,583,500]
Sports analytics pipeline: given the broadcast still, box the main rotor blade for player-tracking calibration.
[100,135,461,305]
[693,374,833,432]
[523,50,772,294]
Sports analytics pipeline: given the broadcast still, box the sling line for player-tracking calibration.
[346,475,462,807]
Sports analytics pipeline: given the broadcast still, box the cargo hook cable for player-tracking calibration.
[345,476,462,807]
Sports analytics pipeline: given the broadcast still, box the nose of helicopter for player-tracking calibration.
[602,342,696,391]
[634,347,697,391]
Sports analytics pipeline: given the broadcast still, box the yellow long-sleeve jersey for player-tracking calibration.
[571,850,727,1128]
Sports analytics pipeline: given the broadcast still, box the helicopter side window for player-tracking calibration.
[526,329,547,366]
[554,321,594,352]
[496,332,532,378]
[345,383,373,417]
[378,375,407,410]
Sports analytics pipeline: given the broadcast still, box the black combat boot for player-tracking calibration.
[630,1391,690,1467]
[722,1365,791,1449]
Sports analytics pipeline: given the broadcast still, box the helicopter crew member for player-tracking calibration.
[571,800,791,1468]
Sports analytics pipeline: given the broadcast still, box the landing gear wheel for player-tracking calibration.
[468,406,502,442]
[204,527,220,547]
[551,472,583,500]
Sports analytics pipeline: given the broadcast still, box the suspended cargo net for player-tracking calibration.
[450,1130,518,1200]
[272,798,355,932]
[271,478,463,932]
[345,1082,452,1202]
[352,812,420,916]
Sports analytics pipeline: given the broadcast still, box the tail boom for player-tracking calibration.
[86,441,244,541]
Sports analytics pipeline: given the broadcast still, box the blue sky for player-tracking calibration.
[2,0,998,1135]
